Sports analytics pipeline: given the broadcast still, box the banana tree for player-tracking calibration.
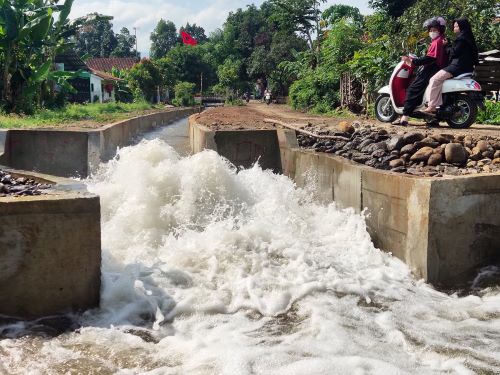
[0,0,75,111]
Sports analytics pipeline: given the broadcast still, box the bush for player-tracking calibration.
[289,67,340,113]
[477,100,500,125]
[172,82,196,107]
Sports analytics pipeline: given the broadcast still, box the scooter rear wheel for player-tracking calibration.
[375,94,397,123]
[446,94,477,129]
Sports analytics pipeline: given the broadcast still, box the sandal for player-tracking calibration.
[392,118,408,126]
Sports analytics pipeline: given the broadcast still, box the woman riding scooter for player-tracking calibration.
[393,17,448,126]
[423,18,479,115]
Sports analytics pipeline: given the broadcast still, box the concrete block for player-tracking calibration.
[0,171,101,318]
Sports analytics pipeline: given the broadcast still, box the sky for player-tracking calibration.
[70,0,372,56]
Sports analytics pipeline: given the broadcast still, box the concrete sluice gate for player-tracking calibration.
[2,113,500,373]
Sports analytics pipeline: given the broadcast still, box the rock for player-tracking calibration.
[492,158,500,165]
[493,141,500,150]
[391,166,407,173]
[364,141,387,154]
[482,150,495,159]
[470,147,483,161]
[410,147,434,162]
[403,132,424,144]
[338,121,355,134]
[427,153,443,166]
[467,160,478,168]
[475,140,490,153]
[352,154,371,163]
[445,143,468,165]
[400,144,417,155]
[494,150,500,159]
[433,133,455,144]
[386,135,405,151]
[389,159,405,168]
[378,129,388,136]
[415,137,439,149]
[372,149,386,158]
[401,153,410,163]
[0,183,5,193]
[463,136,474,148]
[358,138,374,150]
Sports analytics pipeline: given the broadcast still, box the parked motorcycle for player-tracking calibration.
[375,57,484,128]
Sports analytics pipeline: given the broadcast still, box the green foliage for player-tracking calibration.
[172,82,195,107]
[74,13,118,58]
[127,60,161,102]
[477,101,500,125]
[321,20,363,66]
[150,19,178,59]
[289,66,340,112]
[111,28,137,57]
[322,4,364,27]
[217,58,242,92]
[0,101,161,128]
[368,0,417,18]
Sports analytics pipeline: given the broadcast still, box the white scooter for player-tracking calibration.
[375,56,484,128]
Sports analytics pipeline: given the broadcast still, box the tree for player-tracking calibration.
[173,82,195,106]
[269,0,326,50]
[165,45,215,90]
[74,13,118,58]
[179,23,207,44]
[150,19,178,59]
[127,59,161,102]
[0,0,76,113]
[368,0,417,18]
[111,27,136,57]
[217,58,242,93]
[322,5,364,27]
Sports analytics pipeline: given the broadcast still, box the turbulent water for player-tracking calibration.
[1,121,500,374]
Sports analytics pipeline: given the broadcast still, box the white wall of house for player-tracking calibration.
[90,74,103,103]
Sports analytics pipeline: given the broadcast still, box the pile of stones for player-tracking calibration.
[297,122,500,177]
[0,169,51,197]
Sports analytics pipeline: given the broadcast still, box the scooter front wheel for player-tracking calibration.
[446,94,477,129]
[375,94,397,123]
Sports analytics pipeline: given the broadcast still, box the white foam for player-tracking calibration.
[1,139,500,374]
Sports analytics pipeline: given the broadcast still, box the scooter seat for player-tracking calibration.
[452,72,473,79]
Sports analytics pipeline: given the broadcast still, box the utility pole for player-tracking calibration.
[133,27,139,60]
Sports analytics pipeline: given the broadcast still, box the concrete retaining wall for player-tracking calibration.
[189,117,500,287]
[189,116,282,172]
[0,169,101,318]
[0,108,198,178]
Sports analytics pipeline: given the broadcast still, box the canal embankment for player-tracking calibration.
[189,108,500,287]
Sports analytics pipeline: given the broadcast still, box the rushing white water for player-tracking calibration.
[1,132,500,374]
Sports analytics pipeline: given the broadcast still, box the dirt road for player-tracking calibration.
[196,102,500,138]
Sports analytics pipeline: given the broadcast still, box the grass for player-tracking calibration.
[0,101,165,129]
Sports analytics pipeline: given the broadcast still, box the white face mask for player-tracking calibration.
[429,31,440,40]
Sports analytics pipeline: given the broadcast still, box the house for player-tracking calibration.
[55,53,131,103]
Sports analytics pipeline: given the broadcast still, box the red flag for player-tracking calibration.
[181,31,198,46]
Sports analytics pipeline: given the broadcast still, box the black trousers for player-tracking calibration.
[403,66,439,116]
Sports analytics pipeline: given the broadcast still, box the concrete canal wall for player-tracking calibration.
[0,169,101,318]
[0,108,198,178]
[189,116,500,287]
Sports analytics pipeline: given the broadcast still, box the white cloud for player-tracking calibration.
[71,0,371,55]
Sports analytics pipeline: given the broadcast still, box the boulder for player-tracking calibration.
[410,147,434,162]
[475,140,490,153]
[415,137,439,149]
[495,150,500,159]
[400,143,417,155]
[445,143,468,165]
[492,158,500,165]
[389,159,405,168]
[386,135,405,151]
[427,153,443,166]
[338,121,355,134]
[403,132,424,144]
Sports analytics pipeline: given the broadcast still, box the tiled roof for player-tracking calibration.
[86,57,137,72]
[90,69,124,81]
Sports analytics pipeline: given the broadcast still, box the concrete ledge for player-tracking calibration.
[189,119,500,287]
[0,169,101,318]
[0,108,198,178]
[189,115,282,172]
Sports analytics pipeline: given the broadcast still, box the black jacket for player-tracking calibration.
[444,35,479,77]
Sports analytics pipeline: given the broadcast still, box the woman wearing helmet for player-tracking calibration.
[423,18,479,115]
[393,17,448,126]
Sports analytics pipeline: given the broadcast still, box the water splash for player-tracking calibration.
[1,139,499,374]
